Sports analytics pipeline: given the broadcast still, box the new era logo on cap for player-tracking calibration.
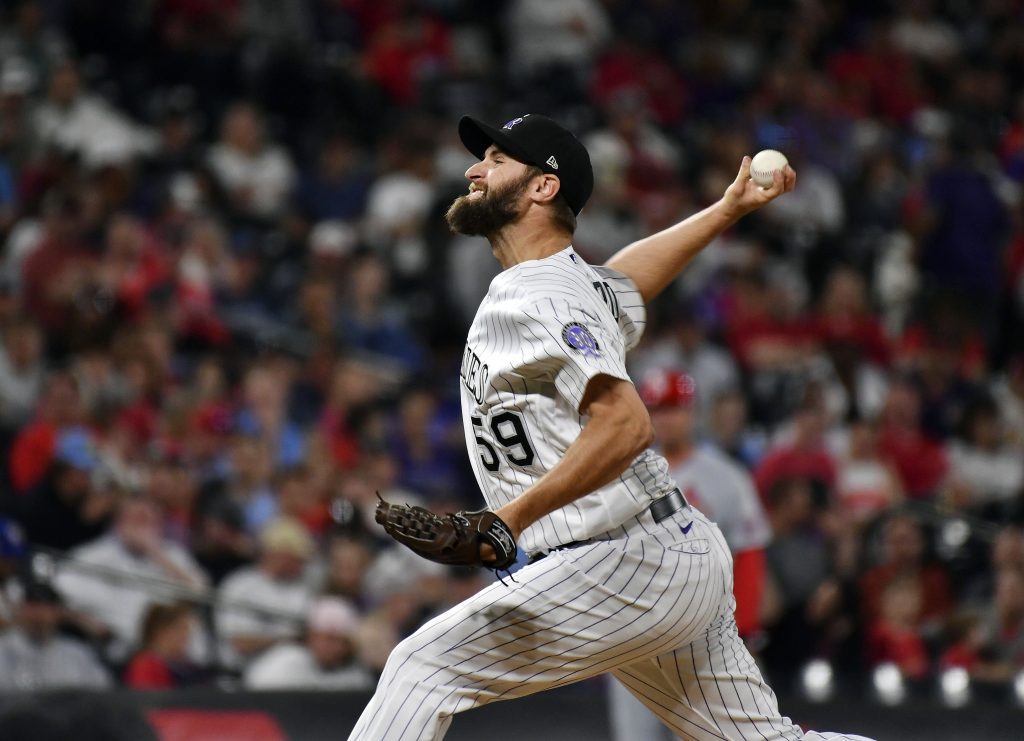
[546,155,558,169]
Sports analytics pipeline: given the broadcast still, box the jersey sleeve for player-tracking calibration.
[518,298,632,412]
[720,464,773,552]
[592,266,647,352]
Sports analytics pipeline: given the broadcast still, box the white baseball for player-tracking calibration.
[749,149,789,188]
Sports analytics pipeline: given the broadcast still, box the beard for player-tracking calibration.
[445,170,534,237]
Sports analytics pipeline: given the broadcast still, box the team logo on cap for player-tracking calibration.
[562,322,600,359]
[502,115,530,130]
[546,155,559,169]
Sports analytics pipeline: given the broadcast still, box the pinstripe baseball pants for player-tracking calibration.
[348,508,873,741]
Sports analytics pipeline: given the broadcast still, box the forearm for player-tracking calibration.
[606,199,737,303]
[607,157,795,304]
[496,390,651,536]
[150,551,204,590]
[732,547,766,637]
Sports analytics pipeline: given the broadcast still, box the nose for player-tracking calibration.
[465,160,486,182]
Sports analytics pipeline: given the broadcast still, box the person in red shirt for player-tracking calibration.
[362,11,451,106]
[859,514,952,631]
[8,371,85,494]
[591,36,686,128]
[96,214,171,322]
[866,576,930,679]
[814,266,891,368]
[124,602,204,689]
[755,398,837,504]
[276,465,331,537]
[876,380,948,498]
[20,191,98,338]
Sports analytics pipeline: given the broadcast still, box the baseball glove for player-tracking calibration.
[375,496,518,571]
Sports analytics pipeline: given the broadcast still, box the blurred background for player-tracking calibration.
[0,0,1023,738]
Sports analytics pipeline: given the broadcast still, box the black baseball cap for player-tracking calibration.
[458,114,594,215]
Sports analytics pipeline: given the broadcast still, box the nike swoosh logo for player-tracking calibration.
[680,522,693,535]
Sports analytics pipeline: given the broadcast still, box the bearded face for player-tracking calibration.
[445,168,537,237]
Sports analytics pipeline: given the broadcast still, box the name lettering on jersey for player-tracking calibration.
[592,281,620,320]
[460,345,489,405]
[562,322,601,359]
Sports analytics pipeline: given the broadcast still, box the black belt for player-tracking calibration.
[528,489,688,565]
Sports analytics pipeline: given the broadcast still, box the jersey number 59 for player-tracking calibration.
[471,412,535,472]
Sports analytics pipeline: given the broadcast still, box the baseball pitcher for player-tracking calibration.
[350,114,872,741]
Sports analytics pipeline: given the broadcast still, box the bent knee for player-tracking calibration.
[381,633,450,681]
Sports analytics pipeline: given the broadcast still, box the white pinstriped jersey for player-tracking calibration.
[666,446,771,554]
[459,245,676,556]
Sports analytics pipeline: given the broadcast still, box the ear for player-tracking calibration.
[528,174,562,206]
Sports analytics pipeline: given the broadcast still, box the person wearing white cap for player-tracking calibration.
[244,596,373,691]
[216,517,316,668]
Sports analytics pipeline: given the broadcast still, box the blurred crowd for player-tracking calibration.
[0,0,1023,698]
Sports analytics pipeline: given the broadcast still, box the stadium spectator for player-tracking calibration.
[205,432,276,535]
[877,380,948,499]
[206,102,295,222]
[340,254,424,372]
[813,266,891,416]
[10,427,113,551]
[943,566,1024,681]
[0,577,110,690]
[19,190,97,340]
[361,10,451,108]
[505,0,610,83]
[29,58,156,167]
[866,576,931,679]
[724,266,819,426]
[294,132,369,224]
[0,516,26,629]
[629,307,740,433]
[707,388,767,470]
[762,477,851,675]
[216,517,315,667]
[389,386,462,505]
[755,397,837,505]
[363,135,436,282]
[0,1,66,85]
[961,526,1024,609]
[244,596,372,690]
[859,514,952,633]
[321,535,373,610]
[174,223,234,347]
[0,317,44,429]
[190,498,255,587]
[318,359,382,470]
[912,133,1010,328]
[146,451,196,547]
[124,602,207,689]
[54,496,207,661]
[835,417,903,525]
[235,363,306,469]
[945,394,1024,520]
[992,356,1024,451]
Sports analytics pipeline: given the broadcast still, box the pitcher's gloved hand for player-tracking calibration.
[375,496,517,571]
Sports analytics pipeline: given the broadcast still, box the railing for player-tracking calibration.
[0,684,1022,740]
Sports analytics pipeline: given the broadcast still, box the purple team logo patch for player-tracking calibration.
[502,115,529,130]
[562,322,601,359]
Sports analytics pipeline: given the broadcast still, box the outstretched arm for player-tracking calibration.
[493,374,652,540]
[605,157,796,304]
